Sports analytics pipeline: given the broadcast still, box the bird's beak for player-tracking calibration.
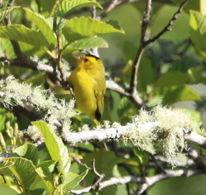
[73,55,81,62]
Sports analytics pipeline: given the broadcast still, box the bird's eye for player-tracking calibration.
[84,58,89,62]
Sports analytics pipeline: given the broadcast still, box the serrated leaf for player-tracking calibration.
[155,71,189,88]
[0,160,14,169]
[63,37,108,55]
[3,157,37,191]
[23,8,56,49]
[0,6,19,22]
[13,143,39,166]
[0,25,49,49]
[32,121,70,172]
[58,0,102,17]
[161,86,202,105]
[63,17,124,43]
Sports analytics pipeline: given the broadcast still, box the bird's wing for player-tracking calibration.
[93,75,106,122]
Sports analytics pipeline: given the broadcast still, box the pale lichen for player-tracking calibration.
[0,75,77,139]
[123,105,201,166]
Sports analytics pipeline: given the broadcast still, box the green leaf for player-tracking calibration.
[3,157,37,192]
[190,11,206,61]
[63,17,124,43]
[190,11,206,46]
[63,37,108,55]
[0,108,7,132]
[118,97,136,124]
[147,96,163,107]
[161,86,202,105]
[155,71,189,88]
[25,73,46,85]
[0,109,16,132]
[63,170,88,192]
[0,175,21,193]
[36,166,55,195]
[0,6,20,22]
[40,0,59,17]
[138,54,155,92]
[32,121,70,172]
[0,25,49,49]
[19,42,44,57]
[13,143,39,166]
[0,38,16,58]
[23,8,56,49]
[29,189,46,195]
[187,67,206,84]
[58,0,102,17]
[36,160,56,194]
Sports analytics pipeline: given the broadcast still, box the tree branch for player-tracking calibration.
[71,169,202,195]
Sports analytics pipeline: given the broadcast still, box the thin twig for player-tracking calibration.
[146,0,190,45]
[129,0,190,110]
[91,159,105,189]
[97,0,129,20]
[150,154,167,174]
[71,155,92,170]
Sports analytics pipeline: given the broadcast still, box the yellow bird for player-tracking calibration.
[67,54,106,125]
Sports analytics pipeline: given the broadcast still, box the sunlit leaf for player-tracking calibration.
[3,157,37,191]
[63,37,108,55]
[190,11,206,61]
[63,170,89,191]
[0,6,19,22]
[0,25,49,49]
[0,108,7,132]
[63,17,124,43]
[160,86,202,105]
[13,143,39,166]
[155,71,189,88]
[58,0,102,17]
[32,121,70,172]
[23,8,56,49]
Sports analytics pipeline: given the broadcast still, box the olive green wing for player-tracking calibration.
[93,75,106,122]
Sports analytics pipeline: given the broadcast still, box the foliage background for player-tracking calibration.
[0,0,206,194]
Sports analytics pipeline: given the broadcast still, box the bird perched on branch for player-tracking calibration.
[67,54,106,125]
